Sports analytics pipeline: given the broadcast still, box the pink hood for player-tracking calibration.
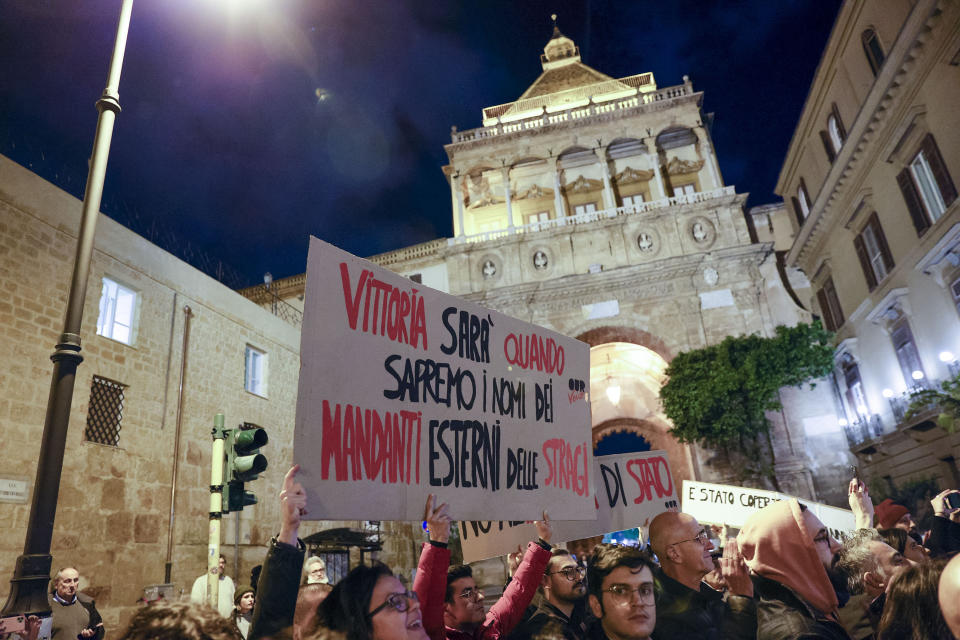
[737,499,838,618]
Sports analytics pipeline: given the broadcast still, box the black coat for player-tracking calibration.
[248,538,305,640]
[651,568,756,640]
[753,575,852,640]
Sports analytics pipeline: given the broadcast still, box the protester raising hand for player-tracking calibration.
[932,489,960,523]
[278,464,308,546]
[848,478,875,529]
[719,537,754,598]
[534,510,553,544]
[423,494,451,544]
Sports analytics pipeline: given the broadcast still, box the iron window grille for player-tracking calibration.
[85,375,126,446]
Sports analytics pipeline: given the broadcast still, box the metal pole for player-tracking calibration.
[164,305,192,584]
[208,415,226,610]
[1,0,134,620]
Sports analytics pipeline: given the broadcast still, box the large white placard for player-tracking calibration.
[682,480,857,539]
[294,237,594,520]
[459,451,678,563]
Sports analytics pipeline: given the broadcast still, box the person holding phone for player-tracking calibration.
[927,489,960,557]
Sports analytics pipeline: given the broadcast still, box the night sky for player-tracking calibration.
[0,0,841,288]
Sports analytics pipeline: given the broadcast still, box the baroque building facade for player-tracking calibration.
[257,25,852,505]
[776,0,960,491]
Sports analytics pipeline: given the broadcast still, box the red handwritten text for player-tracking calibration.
[503,332,565,375]
[625,455,673,504]
[541,438,589,496]
[339,262,428,350]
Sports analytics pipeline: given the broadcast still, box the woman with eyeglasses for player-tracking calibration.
[313,562,428,640]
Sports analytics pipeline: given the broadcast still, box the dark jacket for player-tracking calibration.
[753,574,852,640]
[249,537,305,640]
[651,568,755,640]
[927,516,960,557]
[508,599,586,640]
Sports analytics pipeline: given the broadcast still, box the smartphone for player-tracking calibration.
[947,493,960,509]
[850,465,861,482]
[0,615,25,634]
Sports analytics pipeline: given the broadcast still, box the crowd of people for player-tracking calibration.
[7,466,960,640]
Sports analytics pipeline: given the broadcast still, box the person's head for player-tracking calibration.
[878,527,928,564]
[294,584,333,640]
[304,557,329,585]
[939,553,960,639]
[541,549,586,607]
[648,512,715,583]
[218,555,227,576]
[315,562,425,640]
[444,565,484,631]
[878,558,952,640]
[586,544,657,640]
[234,588,255,615]
[738,500,842,617]
[54,567,80,600]
[836,529,916,598]
[875,499,916,533]
[117,602,241,640]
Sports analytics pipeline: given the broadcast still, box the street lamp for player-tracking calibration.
[1,0,134,621]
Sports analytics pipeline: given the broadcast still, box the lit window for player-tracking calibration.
[96,277,138,345]
[526,211,549,231]
[622,194,645,208]
[245,346,267,396]
[828,115,842,155]
[798,184,811,219]
[673,184,696,197]
[910,150,948,222]
[854,213,894,291]
[574,203,597,216]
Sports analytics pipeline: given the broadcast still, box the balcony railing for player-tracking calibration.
[843,414,886,447]
[243,284,303,328]
[448,186,735,246]
[454,81,693,144]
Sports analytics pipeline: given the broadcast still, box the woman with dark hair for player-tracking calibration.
[233,587,255,639]
[877,558,951,640]
[312,562,427,640]
[877,528,928,564]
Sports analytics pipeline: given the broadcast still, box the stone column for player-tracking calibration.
[695,126,723,190]
[502,166,515,231]
[452,173,466,237]
[644,137,665,201]
[596,148,616,210]
[552,157,567,220]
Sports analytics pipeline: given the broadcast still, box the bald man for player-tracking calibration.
[939,553,960,638]
[648,512,756,640]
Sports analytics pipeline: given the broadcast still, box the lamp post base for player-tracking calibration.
[1,553,53,618]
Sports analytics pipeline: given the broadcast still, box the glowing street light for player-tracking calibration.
[940,351,956,363]
[911,370,925,381]
[882,388,894,398]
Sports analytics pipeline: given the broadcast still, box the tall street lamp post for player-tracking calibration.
[1,0,134,619]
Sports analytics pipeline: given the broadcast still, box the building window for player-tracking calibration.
[898,134,957,236]
[890,318,925,389]
[816,275,844,331]
[96,277,138,345]
[828,114,843,153]
[526,211,549,231]
[622,194,644,208]
[820,104,847,163]
[842,358,869,418]
[85,375,125,447]
[861,28,885,76]
[793,178,813,224]
[408,273,422,284]
[853,212,894,291]
[573,203,597,216]
[952,276,960,316]
[245,345,267,397]
[673,184,696,197]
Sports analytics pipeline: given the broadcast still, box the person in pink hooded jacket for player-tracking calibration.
[737,499,849,640]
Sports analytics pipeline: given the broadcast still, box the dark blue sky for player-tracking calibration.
[0,0,840,287]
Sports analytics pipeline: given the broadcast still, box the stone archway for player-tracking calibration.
[593,417,689,496]
[576,326,673,363]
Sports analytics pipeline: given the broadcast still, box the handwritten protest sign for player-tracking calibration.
[458,451,678,563]
[682,480,857,539]
[294,237,594,520]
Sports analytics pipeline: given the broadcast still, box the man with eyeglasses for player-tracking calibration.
[738,500,850,640]
[440,515,553,640]
[647,511,756,640]
[508,549,587,640]
[585,543,657,640]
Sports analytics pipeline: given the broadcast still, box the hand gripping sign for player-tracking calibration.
[458,451,678,563]
[294,238,594,521]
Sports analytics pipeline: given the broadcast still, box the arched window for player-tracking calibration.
[862,28,885,76]
[798,182,811,218]
[828,115,843,154]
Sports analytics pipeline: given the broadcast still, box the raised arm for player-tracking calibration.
[415,494,452,640]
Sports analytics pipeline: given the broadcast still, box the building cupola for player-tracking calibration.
[541,14,581,70]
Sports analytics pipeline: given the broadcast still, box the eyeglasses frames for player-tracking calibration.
[602,583,655,606]
[546,565,587,581]
[368,589,418,618]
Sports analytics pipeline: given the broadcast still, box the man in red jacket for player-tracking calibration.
[413,505,552,640]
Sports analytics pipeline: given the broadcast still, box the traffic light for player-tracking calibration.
[222,422,268,513]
